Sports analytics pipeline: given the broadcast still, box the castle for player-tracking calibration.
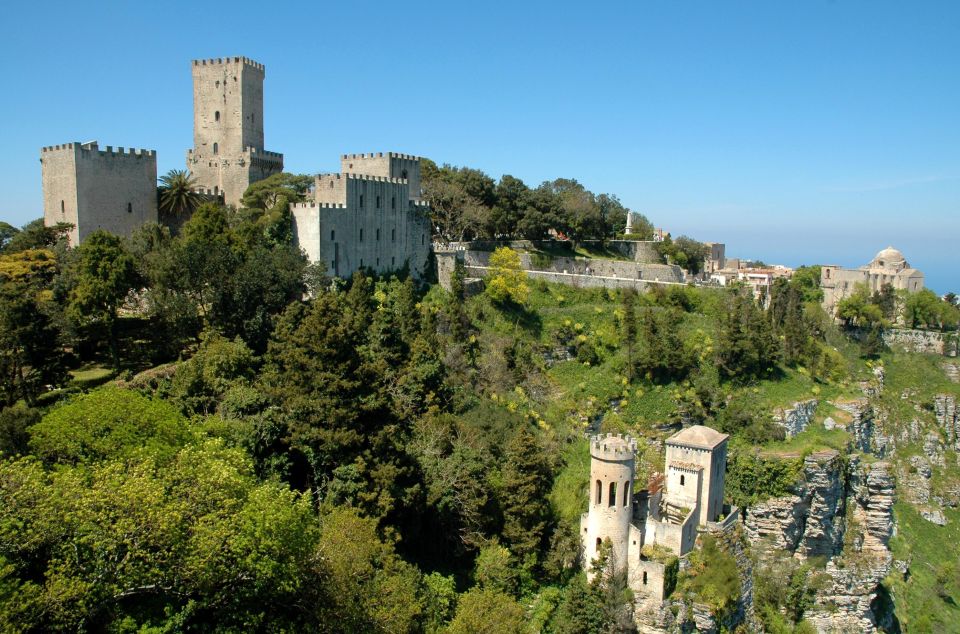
[40,56,431,278]
[580,425,735,609]
[820,246,924,317]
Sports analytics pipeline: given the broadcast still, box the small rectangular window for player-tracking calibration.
[376,195,380,208]
[359,195,363,208]
[376,228,380,241]
[127,202,132,213]
[330,230,335,241]
[391,197,396,210]
[391,228,396,242]
[359,229,363,242]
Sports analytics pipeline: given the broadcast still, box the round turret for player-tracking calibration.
[583,434,636,579]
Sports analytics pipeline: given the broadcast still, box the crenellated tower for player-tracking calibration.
[581,433,636,581]
[186,57,283,206]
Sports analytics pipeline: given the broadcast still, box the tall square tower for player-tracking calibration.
[663,425,728,526]
[186,57,283,207]
[41,141,157,246]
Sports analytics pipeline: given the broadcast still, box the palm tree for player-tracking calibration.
[158,169,201,217]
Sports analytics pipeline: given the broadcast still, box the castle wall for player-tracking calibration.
[341,153,422,199]
[41,142,157,246]
[291,178,431,280]
[463,250,683,283]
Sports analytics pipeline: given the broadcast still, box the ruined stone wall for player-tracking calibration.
[41,142,157,246]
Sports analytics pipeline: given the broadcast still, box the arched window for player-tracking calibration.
[595,480,601,504]
[680,474,685,486]
[608,481,617,507]
[215,111,220,122]
[623,480,630,506]
[213,142,218,155]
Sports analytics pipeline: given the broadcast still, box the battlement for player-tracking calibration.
[192,56,265,72]
[290,201,347,210]
[591,433,637,460]
[245,147,283,159]
[41,142,155,158]
[341,152,421,161]
[344,172,408,184]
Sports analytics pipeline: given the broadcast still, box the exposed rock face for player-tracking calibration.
[744,450,845,558]
[944,362,960,383]
[773,399,818,438]
[804,460,895,633]
[833,399,884,455]
[744,455,895,633]
[934,394,959,451]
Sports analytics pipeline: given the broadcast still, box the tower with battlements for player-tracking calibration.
[290,153,432,280]
[40,141,157,246]
[186,57,283,206]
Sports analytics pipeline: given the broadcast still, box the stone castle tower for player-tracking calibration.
[582,434,636,579]
[40,141,157,246]
[186,57,283,206]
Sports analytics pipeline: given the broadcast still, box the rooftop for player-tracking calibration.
[666,425,728,450]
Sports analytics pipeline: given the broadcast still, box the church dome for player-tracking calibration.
[870,246,907,270]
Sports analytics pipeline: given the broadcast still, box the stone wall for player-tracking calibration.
[579,240,662,263]
[883,327,957,356]
[463,249,683,282]
[341,153,422,199]
[464,265,685,292]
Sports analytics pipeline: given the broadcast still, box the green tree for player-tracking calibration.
[552,574,611,634]
[620,288,639,380]
[28,387,191,465]
[0,279,68,406]
[157,169,201,220]
[473,540,518,594]
[500,425,553,563]
[240,172,312,210]
[446,588,525,634]
[485,247,529,306]
[1,218,72,254]
[790,265,823,303]
[65,230,138,368]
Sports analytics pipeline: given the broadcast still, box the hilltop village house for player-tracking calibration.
[40,56,431,279]
[581,426,736,611]
[820,246,924,317]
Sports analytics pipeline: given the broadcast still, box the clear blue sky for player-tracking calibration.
[2,0,957,292]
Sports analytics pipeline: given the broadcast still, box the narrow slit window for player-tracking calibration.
[215,111,220,122]
[680,474,685,486]
[213,142,218,155]
[330,230,335,241]
[359,195,363,208]
[376,195,380,208]
[359,229,363,242]
[391,228,396,242]
[608,482,617,507]
[60,200,64,213]
[595,480,602,504]
[392,196,396,209]
[127,202,132,214]
[623,481,630,506]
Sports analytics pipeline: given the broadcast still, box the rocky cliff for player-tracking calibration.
[743,452,895,632]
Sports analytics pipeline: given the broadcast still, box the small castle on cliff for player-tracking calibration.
[581,425,736,610]
[39,56,431,279]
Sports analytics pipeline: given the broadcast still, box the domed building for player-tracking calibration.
[821,246,924,317]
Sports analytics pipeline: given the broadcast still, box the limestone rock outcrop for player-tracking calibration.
[934,394,959,451]
[772,399,818,438]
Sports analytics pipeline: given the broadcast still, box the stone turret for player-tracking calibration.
[581,433,636,580]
